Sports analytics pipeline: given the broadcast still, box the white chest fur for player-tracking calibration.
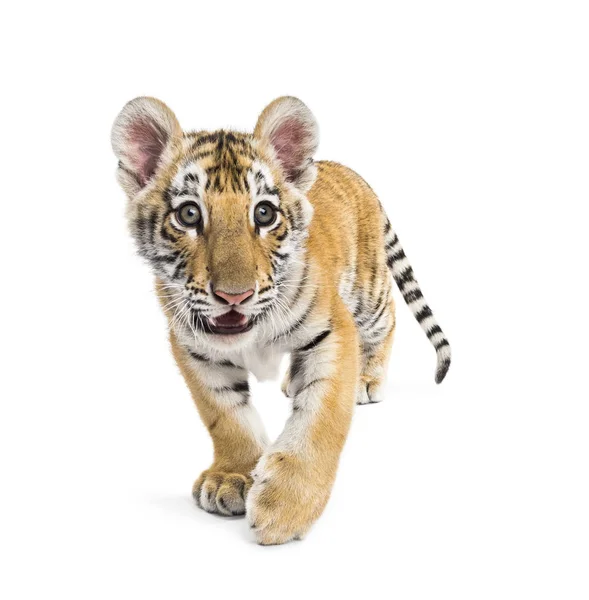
[240,345,284,382]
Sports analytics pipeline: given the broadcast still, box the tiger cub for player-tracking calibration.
[112,96,451,545]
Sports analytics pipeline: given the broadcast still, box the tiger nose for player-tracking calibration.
[213,289,255,305]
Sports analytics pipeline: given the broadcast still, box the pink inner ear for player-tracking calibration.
[127,119,168,186]
[271,118,309,181]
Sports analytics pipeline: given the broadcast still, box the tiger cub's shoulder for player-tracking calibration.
[308,160,382,229]
[312,160,379,201]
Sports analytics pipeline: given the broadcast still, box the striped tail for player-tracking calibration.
[384,220,451,383]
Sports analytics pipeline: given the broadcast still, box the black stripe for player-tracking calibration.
[147,209,158,246]
[293,202,305,229]
[160,224,179,243]
[390,248,406,262]
[415,305,433,323]
[394,267,415,291]
[194,133,222,146]
[211,382,249,395]
[364,293,389,330]
[189,301,210,309]
[172,258,187,280]
[184,172,200,184]
[297,329,331,352]
[219,359,239,368]
[435,338,450,350]
[133,213,148,239]
[283,205,295,228]
[403,288,423,304]
[426,324,442,338]
[151,252,180,264]
[255,297,273,305]
[385,234,399,249]
[232,381,249,393]
[289,355,305,382]
[188,351,239,369]
[192,149,215,160]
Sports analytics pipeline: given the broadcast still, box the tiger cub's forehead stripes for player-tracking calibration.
[181,130,258,194]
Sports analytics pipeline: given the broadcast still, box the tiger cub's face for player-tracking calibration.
[112,97,319,350]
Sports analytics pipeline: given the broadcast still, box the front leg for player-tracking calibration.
[247,305,359,544]
[171,335,269,516]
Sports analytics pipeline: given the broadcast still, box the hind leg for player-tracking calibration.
[356,306,395,405]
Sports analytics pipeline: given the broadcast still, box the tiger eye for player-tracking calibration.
[177,202,201,227]
[254,202,277,227]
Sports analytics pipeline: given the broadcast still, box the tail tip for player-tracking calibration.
[435,355,451,384]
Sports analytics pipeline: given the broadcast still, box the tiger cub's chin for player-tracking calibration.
[204,328,258,351]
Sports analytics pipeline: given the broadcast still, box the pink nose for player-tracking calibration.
[213,289,255,305]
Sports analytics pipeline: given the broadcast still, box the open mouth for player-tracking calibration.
[206,310,253,335]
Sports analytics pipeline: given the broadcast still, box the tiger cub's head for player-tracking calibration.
[112,97,318,350]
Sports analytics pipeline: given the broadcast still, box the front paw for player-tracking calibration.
[246,453,331,545]
[193,470,252,516]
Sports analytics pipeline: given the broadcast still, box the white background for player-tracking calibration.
[1,1,588,598]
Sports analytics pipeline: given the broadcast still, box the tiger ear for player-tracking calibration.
[254,97,319,192]
[111,97,181,196]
